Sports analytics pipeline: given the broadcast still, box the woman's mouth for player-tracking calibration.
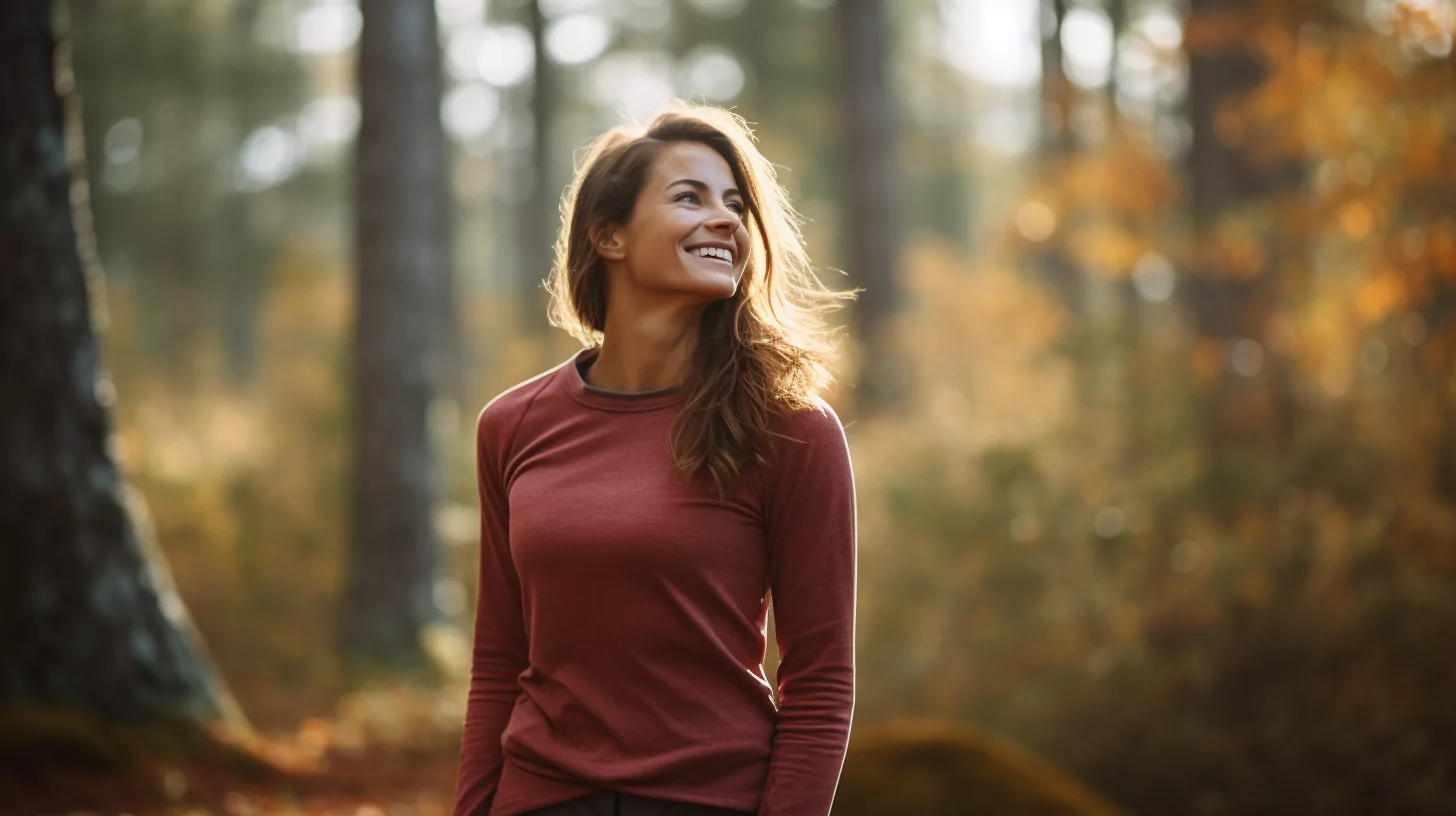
[687,246,735,266]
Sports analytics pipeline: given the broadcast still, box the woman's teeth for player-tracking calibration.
[692,247,733,264]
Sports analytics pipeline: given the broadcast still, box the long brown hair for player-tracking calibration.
[545,101,855,497]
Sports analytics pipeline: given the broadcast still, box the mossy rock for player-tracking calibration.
[833,719,1128,816]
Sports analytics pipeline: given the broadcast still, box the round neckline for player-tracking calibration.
[561,346,686,413]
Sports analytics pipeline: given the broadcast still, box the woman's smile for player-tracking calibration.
[684,243,736,269]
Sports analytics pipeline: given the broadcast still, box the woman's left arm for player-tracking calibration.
[759,400,858,816]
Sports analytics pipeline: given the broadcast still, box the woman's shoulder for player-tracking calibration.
[475,359,572,445]
[768,393,850,451]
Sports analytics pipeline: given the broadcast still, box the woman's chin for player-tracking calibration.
[673,270,738,301]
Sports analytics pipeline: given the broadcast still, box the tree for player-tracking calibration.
[0,0,244,740]
[342,0,454,677]
[520,0,555,331]
[1182,0,1308,509]
[1036,0,1083,314]
[834,0,902,411]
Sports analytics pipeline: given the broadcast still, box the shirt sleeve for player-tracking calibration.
[759,401,858,816]
[453,404,531,816]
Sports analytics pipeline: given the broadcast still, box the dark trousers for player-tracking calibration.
[520,790,755,816]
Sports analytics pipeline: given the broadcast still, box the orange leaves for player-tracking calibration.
[1065,222,1147,279]
[1054,139,1181,218]
[1354,272,1409,325]
[1337,200,1375,239]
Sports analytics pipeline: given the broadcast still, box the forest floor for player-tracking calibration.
[4,726,464,816]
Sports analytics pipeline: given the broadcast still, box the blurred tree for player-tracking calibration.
[1036,0,1083,314]
[1183,0,1307,514]
[834,0,903,411]
[0,0,246,741]
[521,0,555,331]
[342,0,454,679]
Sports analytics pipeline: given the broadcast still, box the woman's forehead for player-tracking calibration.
[649,142,737,189]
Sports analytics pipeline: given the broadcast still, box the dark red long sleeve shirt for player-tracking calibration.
[451,347,857,816]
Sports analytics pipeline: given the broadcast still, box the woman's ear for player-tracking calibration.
[592,222,627,262]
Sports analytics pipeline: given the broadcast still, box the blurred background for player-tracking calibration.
[33,0,1456,813]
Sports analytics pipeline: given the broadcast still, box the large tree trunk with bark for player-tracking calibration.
[342,0,452,677]
[834,0,902,412]
[520,0,555,333]
[0,0,243,735]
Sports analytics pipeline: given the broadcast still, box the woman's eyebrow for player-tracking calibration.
[667,178,743,199]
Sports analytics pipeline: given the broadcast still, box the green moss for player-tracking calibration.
[834,719,1128,816]
[0,704,273,780]
[0,706,132,772]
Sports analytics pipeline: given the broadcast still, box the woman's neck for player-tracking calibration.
[590,308,700,393]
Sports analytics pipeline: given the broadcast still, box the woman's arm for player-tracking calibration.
[759,400,858,816]
[452,404,531,816]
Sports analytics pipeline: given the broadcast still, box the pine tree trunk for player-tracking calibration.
[343,0,451,676]
[835,0,902,411]
[520,0,554,334]
[0,0,242,733]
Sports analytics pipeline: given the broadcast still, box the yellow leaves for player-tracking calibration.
[1065,222,1146,279]
[871,239,1073,454]
[1055,140,1180,218]
[1354,272,1408,325]
[1337,200,1374,239]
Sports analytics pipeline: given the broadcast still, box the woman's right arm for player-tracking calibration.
[452,404,531,816]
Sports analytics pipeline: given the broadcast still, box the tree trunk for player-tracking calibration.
[834,0,902,411]
[1037,0,1083,315]
[1184,0,1306,516]
[0,0,243,734]
[520,0,554,333]
[1185,3,1274,411]
[343,0,452,676]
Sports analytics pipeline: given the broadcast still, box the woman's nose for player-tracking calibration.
[706,208,741,231]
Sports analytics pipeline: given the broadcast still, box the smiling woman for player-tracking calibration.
[451,102,860,816]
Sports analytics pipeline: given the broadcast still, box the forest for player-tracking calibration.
[2,0,1454,814]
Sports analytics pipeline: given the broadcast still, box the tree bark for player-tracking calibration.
[520,0,554,332]
[1037,0,1083,314]
[0,0,243,732]
[343,0,452,676]
[834,0,902,411]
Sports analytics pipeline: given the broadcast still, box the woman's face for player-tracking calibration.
[599,141,750,304]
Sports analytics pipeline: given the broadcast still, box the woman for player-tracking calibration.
[452,102,858,816]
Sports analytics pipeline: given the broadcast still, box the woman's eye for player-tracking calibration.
[675,191,742,214]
